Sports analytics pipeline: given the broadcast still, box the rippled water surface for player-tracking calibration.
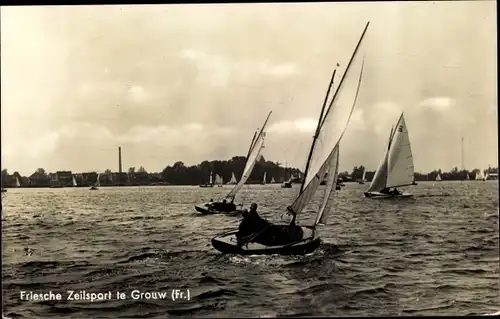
[2,181,499,318]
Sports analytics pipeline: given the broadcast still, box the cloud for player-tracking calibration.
[419,96,455,112]
[267,117,317,134]
[127,85,149,102]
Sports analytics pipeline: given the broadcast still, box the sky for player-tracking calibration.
[1,2,497,176]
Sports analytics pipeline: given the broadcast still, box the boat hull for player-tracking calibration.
[194,204,242,216]
[211,228,321,256]
[89,186,99,190]
[364,191,413,199]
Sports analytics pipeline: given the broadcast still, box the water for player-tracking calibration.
[2,181,499,318]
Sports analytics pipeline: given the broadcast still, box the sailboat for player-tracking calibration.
[261,172,267,185]
[211,22,369,255]
[215,174,224,187]
[281,162,292,188]
[465,173,470,180]
[15,176,21,188]
[475,170,485,181]
[195,111,272,214]
[270,177,276,184]
[226,173,237,185]
[484,172,489,180]
[436,173,442,181]
[72,175,78,187]
[90,173,100,190]
[358,168,366,184]
[364,112,415,198]
[199,171,214,188]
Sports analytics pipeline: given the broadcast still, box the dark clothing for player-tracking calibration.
[380,188,390,194]
[207,201,237,212]
[236,211,304,246]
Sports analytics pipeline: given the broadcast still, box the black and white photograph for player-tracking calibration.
[1,1,498,318]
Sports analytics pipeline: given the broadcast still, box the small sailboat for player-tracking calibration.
[199,171,214,188]
[465,173,470,180]
[281,162,292,188]
[484,172,489,180]
[270,177,276,184]
[364,112,415,199]
[358,168,366,184]
[195,111,272,214]
[15,176,21,188]
[212,21,369,255]
[72,175,78,187]
[475,170,485,181]
[90,173,100,190]
[215,174,223,187]
[226,172,237,185]
[436,173,442,181]
[261,172,267,185]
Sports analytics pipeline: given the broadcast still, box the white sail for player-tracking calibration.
[72,175,78,187]
[215,174,223,185]
[465,173,470,180]
[262,172,267,184]
[476,170,484,180]
[436,173,442,181]
[96,173,101,187]
[386,114,415,188]
[361,168,366,182]
[209,171,213,184]
[15,177,20,187]
[270,177,275,183]
[367,128,393,192]
[289,30,366,218]
[316,143,340,225]
[226,113,271,200]
[227,173,237,185]
[484,172,489,180]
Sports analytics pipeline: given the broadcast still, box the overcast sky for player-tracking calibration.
[1,2,497,176]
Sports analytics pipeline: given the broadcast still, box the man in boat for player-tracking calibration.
[390,188,402,195]
[236,203,303,247]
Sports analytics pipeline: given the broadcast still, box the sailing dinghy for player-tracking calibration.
[358,168,366,184]
[72,175,78,187]
[90,173,100,190]
[199,171,214,187]
[261,172,267,185]
[212,22,369,255]
[364,113,415,198]
[195,111,272,215]
[226,173,237,185]
[215,174,223,187]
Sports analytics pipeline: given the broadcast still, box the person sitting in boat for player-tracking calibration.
[380,188,391,194]
[390,188,402,195]
[236,203,270,245]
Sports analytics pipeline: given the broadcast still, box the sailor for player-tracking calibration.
[236,203,269,242]
[380,188,390,194]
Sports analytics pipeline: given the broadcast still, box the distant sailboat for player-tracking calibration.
[261,172,267,185]
[15,176,20,188]
[226,172,237,185]
[475,170,485,181]
[72,175,78,187]
[484,172,489,181]
[215,174,223,187]
[270,177,276,184]
[200,171,214,188]
[436,173,442,181]
[465,173,470,180]
[90,173,100,190]
[281,161,292,188]
[364,113,415,198]
[358,168,366,184]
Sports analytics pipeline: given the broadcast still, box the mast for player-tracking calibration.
[301,21,370,193]
[299,68,337,193]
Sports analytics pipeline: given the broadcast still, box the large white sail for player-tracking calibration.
[289,24,367,218]
[386,114,415,188]
[315,142,340,225]
[226,112,271,200]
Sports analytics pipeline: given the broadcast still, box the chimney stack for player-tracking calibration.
[118,146,122,173]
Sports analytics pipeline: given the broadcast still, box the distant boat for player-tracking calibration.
[270,177,276,184]
[226,172,237,185]
[215,174,223,187]
[15,176,20,188]
[484,172,489,180]
[465,173,470,180]
[436,173,442,181]
[281,161,292,188]
[364,112,415,199]
[261,172,267,185]
[90,173,100,190]
[475,170,486,181]
[72,175,78,187]
[195,111,271,214]
[199,171,214,188]
[1,188,6,193]
[358,168,366,184]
